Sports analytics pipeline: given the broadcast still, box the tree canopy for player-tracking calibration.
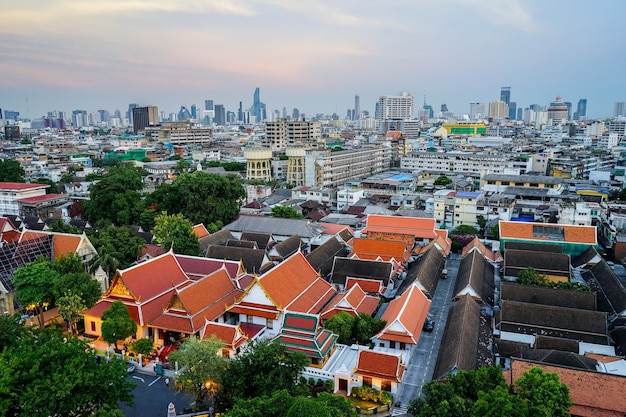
[222,339,309,404]
[0,323,133,416]
[270,205,303,219]
[408,366,572,417]
[13,257,59,328]
[152,212,200,256]
[147,171,246,227]
[434,175,452,186]
[84,165,146,225]
[88,224,145,271]
[0,159,25,182]
[325,312,385,345]
[101,301,137,350]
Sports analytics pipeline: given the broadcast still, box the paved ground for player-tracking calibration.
[392,252,461,416]
[121,372,196,417]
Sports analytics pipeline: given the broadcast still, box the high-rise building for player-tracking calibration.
[238,101,243,122]
[508,102,517,120]
[564,102,572,120]
[517,108,523,121]
[132,105,159,133]
[177,106,192,121]
[614,102,626,117]
[500,87,511,105]
[3,110,20,121]
[441,103,448,113]
[127,103,138,124]
[252,88,266,122]
[547,96,568,125]
[354,94,360,121]
[488,101,509,118]
[292,108,300,120]
[190,104,197,119]
[574,99,587,120]
[469,102,486,120]
[264,118,322,151]
[214,104,226,125]
[204,100,214,111]
[377,92,413,121]
[71,110,88,127]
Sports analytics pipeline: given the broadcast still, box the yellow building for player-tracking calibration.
[441,122,487,136]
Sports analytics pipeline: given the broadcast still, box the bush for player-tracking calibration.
[324,379,334,393]
[351,386,392,405]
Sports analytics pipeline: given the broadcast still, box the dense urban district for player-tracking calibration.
[3,89,626,417]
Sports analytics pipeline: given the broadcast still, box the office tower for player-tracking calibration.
[377,92,414,120]
[190,104,197,119]
[422,104,433,119]
[3,110,19,121]
[470,103,485,120]
[500,87,511,105]
[227,111,236,124]
[354,94,360,120]
[564,102,572,120]
[114,109,122,119]
[517,108,523,121]
[132,105,159,133]
[97,109,109,123]
[238,101,243,122]
[71,110,88,127]
[529,104,543,112]
[178,106,192,121]
[213,104,226,125]
[127,103,138,124]
[547,96,568,125]
[574,99,587,120]
[441,103,448,113]
[251,87,266,122]
[292,108,300,120]
[614,102,626,117]
[508,102,517,120]
[204,100,214,111]
[488,101,509,118]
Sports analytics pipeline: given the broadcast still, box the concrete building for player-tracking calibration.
[286,146,309,187]
[488,101,509,118]
[304,147,391,188]
[401,152,513,175]
[149,122,213,145]
[244,147,273,182]
[264,119,321,152]
[132,105,159,134]
[377,92,414,121]
[0,182,49,216]
[547,96,569,125]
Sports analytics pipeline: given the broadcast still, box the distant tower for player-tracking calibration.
[574,99,587,120]
[214,104,226,125]
[238,101,243,122]
[614,102,626,117]
[252,88,265,122]
[190,104,197,119]
[204,100,214,111]
[508,102,517,120]
[132,105,159,134]
[354,94,360,120]
[441,103,448,113]
[244,147,273,182]
[500,87,511,105]
[547,96,568,125]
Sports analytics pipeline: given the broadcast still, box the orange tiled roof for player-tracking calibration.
[499,221,597,245]
[508,358,626,417]
[351,238,410,263]
[19,230,94,259]
[375,283,431,345]
[319,223,355,236]
[258,252,336,314]
[202,322,247,349]
[193,224,210,239]
[346,278,382,294]
[320,284,380,320]
[362,215,438,240]
[355,350,405,383]
[462,237,497,261]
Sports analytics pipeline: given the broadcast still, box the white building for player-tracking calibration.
[378,92,414,121]
[0,182,49,216]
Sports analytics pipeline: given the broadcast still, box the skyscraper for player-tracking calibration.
[252,88,266,122]
[238,101,243,122]
[508,102,517,120]
[547,96,568,125]
[377,92,414,121]
[469,102,485,120]
[488,101,509,118]
[204,100,214,111]
[190,104,197,119]
[214,105,226,125]
[614,102,626,117]
[564,102,572,120]
[132,105,159,133]
[354,94,360,121]
[127,103,138,124]
[574,99,587,120]
[500,87,511,105]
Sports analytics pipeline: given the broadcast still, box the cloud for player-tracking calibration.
[455,0,535,32]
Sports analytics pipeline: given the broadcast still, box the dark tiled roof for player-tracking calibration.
[306,238,349,279]
[271,235,304,260]
[398,245,444,298]
[505,241,563,253]
[454,251,495,306]
[225,239,257,249]
[206,245,272,275]
[227,215,324,239]
[330,257,393,286]
[582,260,626,316]
[500,282,597,311]
[533,335,579,353]
[515,349,598,370]
[498,300,609,345]
[433,295,492,380]
[503,249,570,279]
[240,232,273,250]
[200,229,234,254]
[571,246,601,268]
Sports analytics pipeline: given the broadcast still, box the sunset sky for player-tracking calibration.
[1,0,625,119]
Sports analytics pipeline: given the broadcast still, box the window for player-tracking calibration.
[266,318,273,330]
[90,321,96,332]
[362,377,372,387]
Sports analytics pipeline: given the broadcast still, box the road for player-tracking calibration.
[392,252,460,415]
[121,372,196,417]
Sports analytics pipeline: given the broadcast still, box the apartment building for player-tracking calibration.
[264,119,321,151]
[433,190,482,228]
[304,147,391,188]
[401,152,513,174]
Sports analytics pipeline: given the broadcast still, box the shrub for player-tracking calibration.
[324,379,334,392]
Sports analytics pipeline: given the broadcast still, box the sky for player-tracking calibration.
[1,0,625,120]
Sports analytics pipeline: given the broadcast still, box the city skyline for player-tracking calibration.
[2,0,625,119]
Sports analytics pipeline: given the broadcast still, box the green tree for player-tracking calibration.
[129,337,154,358]
[434,175,452,186]
[0,314,29,352]
[173,159,193,175]
[476,215,487,237]
[48,219,81,234]
[353,313,386,344]
[35,177,59,194]
[452,225,479,236]
[325,312,354,344]
[473,385,528,417]
[491,224,500,239]
[0,326,133,416]
[52,252,84,275]
[270,205,303,219]
[84,165,146,225]
[101,301,137,350]
[89,224,145,270]
[0,159,25,182]
[516,267,549,286]
[57,291,87,335]
[53,272,102,309]
[153,212,200,256]
[514,367,572,417]
[59,171,76,184]
[148,171,246,226]
[618,188,626,201]
[222,339,309,403]
[286,396,330,417]
[169,336,228,410]
[13,258,59,328]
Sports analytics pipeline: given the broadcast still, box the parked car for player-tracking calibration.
[441,269,448,279]
[423,318,435,332]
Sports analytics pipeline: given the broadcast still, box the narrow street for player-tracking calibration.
[392,252,461,415]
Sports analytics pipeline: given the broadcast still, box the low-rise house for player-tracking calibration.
[360,214,448,250]
[502,249,571,283]
[354,350,405,396]
[453,251,495,306]
[499,220,598,256]
[330,257,395,294]
[320,284,380,321]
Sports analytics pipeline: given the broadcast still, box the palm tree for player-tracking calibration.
[89,244,122,285]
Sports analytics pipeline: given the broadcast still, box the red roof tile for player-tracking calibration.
[17,193,67,203]
[346,278,382,294]
[321,284,380,320]
[0,182,48,190]
[375,283,431,345]
[362,215,438,240]
[202,322,247,349]
[355,350,404,382]
[499,221,597,245]
[193,224,210,239]
[351,238,410,263]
